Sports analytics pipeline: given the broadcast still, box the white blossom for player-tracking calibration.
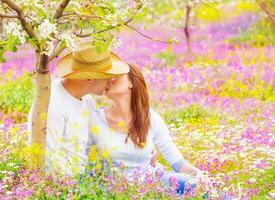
[61,33,77,51]
[170,37,179,44]
[248,178,256,183]
[141,0,149,6]
[112,38,123,49]
[209,189,219,198]
[5,21,19,34]
[113,2,120,8]
[42,41,55,56]
[38,19,57,39]
[5,21,26,44]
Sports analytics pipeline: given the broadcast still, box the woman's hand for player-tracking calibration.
[194,170,211,185]
[177,163,211,186]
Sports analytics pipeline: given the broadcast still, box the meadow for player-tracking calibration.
[0,2,274,199]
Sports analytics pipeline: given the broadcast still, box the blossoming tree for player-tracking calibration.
[0,0,147,148]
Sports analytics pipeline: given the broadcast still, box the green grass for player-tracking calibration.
[0,157,22,180]
[163,103,221,127]
[230,18,275,46]
[0,72,33,115]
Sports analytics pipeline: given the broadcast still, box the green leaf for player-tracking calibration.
[0,46,6,63]
[77,20,85,28]
[94,40,110,53]
[26,37,38,49]
[97,7,105,16]
[91,31,114,53]
[37,7,47,18]
[6,34,20,52]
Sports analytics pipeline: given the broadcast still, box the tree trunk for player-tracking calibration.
[259,1,275,26]
[31,53,51,148]
[0,17,3,35]
[184,4,192,54]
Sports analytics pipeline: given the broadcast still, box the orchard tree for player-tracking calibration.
[0,0,148,148]
[137,0,220,53]
[257,0,275,26]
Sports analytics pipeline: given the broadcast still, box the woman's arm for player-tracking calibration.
[152,111,202,175]
[178,161,202,175]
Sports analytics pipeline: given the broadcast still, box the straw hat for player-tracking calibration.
[55,42,129,79]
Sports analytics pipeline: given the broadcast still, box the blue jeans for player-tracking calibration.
[160,171,197,195]
[161,172,234,199]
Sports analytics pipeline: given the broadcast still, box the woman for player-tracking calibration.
[88,64,207,195]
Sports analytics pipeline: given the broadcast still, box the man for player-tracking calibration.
[28,41,129,175]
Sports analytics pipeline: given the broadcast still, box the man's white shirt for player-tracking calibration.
[27,79,96,175]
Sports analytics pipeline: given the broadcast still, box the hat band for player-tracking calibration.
[64,71,121,79]
[73,56,111,65]
[72,56,112,72]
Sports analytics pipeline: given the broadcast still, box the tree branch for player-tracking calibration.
[53,0,71,20]
[125,24,172,44]
[0,36,8,41]
[51,0,144,57]
[49,21,78,61]
[49,40,66,61]
[56,14,102,24]
[1,0,39,46]
[44,0,51,16]
[0,12,17,18]
[72,4,142,37]
[198,0,219,12]
[259,1,275,26]
[92,6,142,35]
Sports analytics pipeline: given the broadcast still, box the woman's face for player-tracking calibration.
[105,74,132,97]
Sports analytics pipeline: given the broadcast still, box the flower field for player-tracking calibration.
[0,2,274,200]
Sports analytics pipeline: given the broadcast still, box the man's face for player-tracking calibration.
[87,78,109,95]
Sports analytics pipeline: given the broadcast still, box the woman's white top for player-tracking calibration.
[88,107,186,178]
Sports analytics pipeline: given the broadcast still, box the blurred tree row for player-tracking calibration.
[134,0,274,52]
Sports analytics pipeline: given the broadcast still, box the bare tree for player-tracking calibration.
[184,0,192,53]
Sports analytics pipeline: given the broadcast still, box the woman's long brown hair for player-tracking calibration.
[126,64,150,148]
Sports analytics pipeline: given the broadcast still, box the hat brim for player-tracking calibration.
[55,52,129,79]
